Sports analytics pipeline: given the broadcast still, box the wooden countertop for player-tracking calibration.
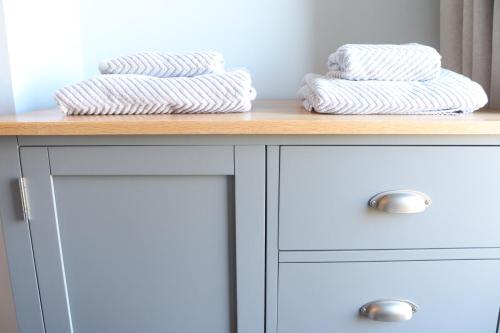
[1,100,500,135]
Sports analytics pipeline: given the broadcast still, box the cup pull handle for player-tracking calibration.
[359,299,418,322]
[369,190,431,214]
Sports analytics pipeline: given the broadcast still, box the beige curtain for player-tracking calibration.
[440,0,500,108]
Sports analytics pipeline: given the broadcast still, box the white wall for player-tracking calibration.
[0,0,440,114]
[2,0,84,114]
[0,0,14,115]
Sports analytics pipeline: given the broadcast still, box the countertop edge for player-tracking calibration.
[1,100,500,136]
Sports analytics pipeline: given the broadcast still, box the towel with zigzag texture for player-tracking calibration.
[99,52,224,78]
[327,44,441,81]
[299,69,487,115]
[55,69,256,115]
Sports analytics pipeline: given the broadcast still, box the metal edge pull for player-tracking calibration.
[369,190,431,214]
[359,299,418,322]
[19,177,30,221]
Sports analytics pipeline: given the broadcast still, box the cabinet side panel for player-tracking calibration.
[0,138,44,333]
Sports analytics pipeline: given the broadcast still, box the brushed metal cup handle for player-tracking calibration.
[359,299,418,322]
[369,190,431,214]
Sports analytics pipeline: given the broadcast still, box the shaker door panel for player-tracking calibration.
[20,145,265,333]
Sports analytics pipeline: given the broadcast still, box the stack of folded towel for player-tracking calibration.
[299,44,488,114]
[55,52,256,115]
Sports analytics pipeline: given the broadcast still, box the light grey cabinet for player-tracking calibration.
[3,137,500,333]
[3,144,265,333]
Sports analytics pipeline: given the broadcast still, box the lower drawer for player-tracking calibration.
[278,261,500,333]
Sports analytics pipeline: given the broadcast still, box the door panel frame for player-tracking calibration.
[48,146,235,176]
[20,147,73,333]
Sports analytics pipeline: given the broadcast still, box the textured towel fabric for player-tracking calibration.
[327,44,442,81]
[298,69,487,115]
[55,70,256,115]
[99,52,224,78]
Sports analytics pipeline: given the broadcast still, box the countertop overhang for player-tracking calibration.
[1,100,500,136]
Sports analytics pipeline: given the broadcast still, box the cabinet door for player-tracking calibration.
[20,146,264,333]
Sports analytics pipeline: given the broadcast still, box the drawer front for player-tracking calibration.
[278,261,500,333]
[279,146,500,250]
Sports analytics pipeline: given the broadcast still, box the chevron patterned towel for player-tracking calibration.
[298,69,487,115]
[327,44,441,81]
[55,70,256,115]
[99,52,224,78]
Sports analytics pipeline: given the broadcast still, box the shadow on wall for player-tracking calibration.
[310,0,440,75]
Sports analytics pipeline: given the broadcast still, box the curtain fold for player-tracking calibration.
[440,0,500,108]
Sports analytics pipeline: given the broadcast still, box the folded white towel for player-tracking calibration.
[327,44,441,81]
[298,69,487,115]
[99,52,224,78]
[55,70,256,115]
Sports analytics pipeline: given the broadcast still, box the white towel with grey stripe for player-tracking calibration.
[99,52,224,78]
[327,44,441,81]
[55,70,256,115]
[298,69,487,115]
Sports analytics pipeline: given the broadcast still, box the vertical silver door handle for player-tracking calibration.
[359,299,418,322]
[19,177,30,221]
[369,190,431,214]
